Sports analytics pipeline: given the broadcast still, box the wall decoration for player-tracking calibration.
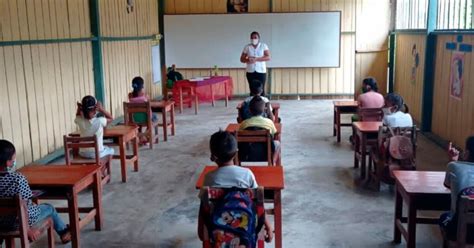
[227,0,248,13]
[411,44,419,84]
[450,52,464,100]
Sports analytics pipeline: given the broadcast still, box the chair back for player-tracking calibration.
[199,187,265,248]
[456,195,474,247]
[235,128,272,166]
[358,108,384,121]
[123,101,153,126]
[0,196,29,247]
[63,135,100,165]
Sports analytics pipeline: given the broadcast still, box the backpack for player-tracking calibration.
[381,127,416,183]
[208,189,264,248]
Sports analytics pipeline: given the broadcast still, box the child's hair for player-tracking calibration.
[81,95,97,120]
[465,136,474,162]
[0,140,15,166]
[210,131,238,164]
[363,77,378,92]
[249,96,265,116]
[131,77,145,97]
[385,93,404,112]
[249,80,263,96]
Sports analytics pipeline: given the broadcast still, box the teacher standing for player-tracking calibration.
[240,31,271,96]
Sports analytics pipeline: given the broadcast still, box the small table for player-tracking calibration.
[352,121,382,179]
[196,165,285,248]
[225,123,282,141]
[173,76,233,114]
[19,165,103,248]
[236,102,281,123]
[333,101,358,142]
[393,171,451,248]
[150,100,176,141]
[72,126,140,183]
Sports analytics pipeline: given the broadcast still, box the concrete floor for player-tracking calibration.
[32,100,450,248]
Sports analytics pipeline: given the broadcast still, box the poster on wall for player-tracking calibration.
[227,0,248,13]
[152,45,161,85]
[450,52,464,100]
[411,44,419,84]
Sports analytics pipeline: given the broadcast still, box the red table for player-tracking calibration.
[353,121,382,179]
[333,101,358,142]
[393,171,450,248]
[173,76,233,114]
[196,165,285,248]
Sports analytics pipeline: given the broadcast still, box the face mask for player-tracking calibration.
[6,160,16,172]
[382,107,392,116]
[251,39,259,45]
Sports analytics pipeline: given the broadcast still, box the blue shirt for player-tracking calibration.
[444,162,474,213]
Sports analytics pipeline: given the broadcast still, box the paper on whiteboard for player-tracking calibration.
[152,45,161,84]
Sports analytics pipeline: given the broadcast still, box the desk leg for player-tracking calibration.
[394,186,402,243]
[210,84,215,107]
[92,172,103,231]
[407,200,417,248]
[275,190,283,248]
[119,138,127,183]
[354,128,359,168]
[225,81,228,107]
[162,108,168,141]
[360,133,367,180]
[133,136,139,172]
[194,92,198,115]
[170,104,175,135]
[179,87,183,113]
[333,107,337,136]
[336,109,341,142]
[67,190,80,248]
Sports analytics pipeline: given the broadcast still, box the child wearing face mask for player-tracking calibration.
[0,140,72,243]
[440,136,474,243]
[382,93,413,128]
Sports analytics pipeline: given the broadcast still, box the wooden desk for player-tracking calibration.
[353,121,382,179]
[226,123,282,141]
[19,165,103,248]
[196,165,285,248]
[393,171,451,248]
[236,102,281,123]
[150,100,176,141]
[333,101,358,142]
[174,76,232,114]
[103,126,139,183]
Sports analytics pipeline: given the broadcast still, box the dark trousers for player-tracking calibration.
[246,72,267,96]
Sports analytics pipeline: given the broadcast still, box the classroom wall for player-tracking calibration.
[165,0,391,97]
[394,33,426,123]
[0,0,94,166]
[431,34,474,148]
[100,0,161,117]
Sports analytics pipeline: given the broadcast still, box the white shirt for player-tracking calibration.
[242,42,269,73]
[203,165,258,188]
[383,111,413,128]
[74,116,107,153]
[244,96,272,112]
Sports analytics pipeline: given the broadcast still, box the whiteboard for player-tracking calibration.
[164,12,341,68]
[151,45,161,84]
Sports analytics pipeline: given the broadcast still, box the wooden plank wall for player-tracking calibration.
[100,0,161,117]
[165,0,391,97]
[394,34,426,123]
[0,0,93,166]
[431,34,474,148]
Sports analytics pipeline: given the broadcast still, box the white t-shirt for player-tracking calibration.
[242,42,269,73]
[203,165,258,188]
[383,111,413,128]
[244,96,272,112]
[74,116,107,153]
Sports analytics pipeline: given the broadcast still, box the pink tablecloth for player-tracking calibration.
[172,76,233,103]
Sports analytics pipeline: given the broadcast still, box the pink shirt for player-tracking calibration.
[357,91,384,108]
[129,95,148,103]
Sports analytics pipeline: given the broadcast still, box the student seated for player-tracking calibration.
[239,96,280,164]
[382,93,413,128]
[75,95,115,158]
[241,80,274,122]
[199,131,273,244]
[353,77,384,122]
[440,136,474,243]
[0,140,71,243]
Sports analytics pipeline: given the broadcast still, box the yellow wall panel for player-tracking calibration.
[431,34,474,148]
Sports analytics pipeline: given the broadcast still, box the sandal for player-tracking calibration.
[60,225,72,244]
